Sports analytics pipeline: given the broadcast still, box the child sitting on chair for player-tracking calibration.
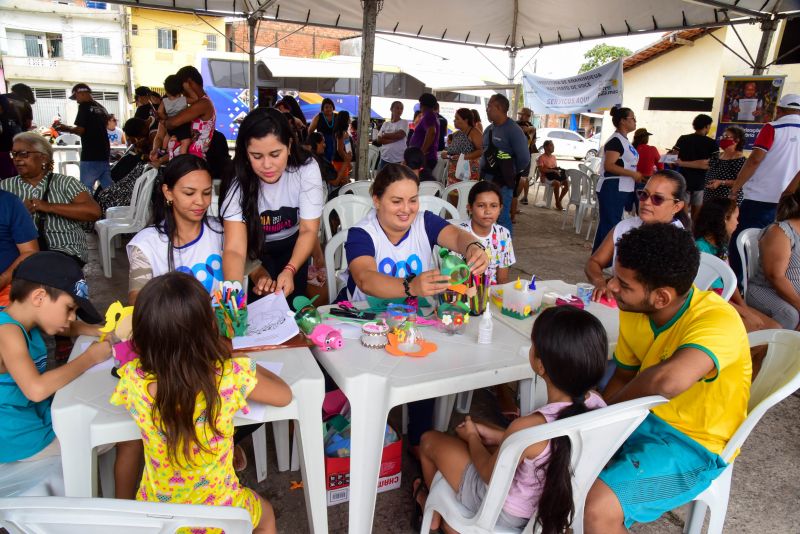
[0,252,140,497]
[413,306,608,533]
[111,272,292,533]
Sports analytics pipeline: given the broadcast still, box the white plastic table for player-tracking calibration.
[313,307,536,534]
[491,279,620,357]
[51,336,329,533]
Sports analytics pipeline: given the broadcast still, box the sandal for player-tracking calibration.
[411,476,428,531]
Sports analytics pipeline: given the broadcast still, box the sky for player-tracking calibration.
[368,32,663,84]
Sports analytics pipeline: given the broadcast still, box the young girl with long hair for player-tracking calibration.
[220,107,324,302]
[332,110,352,180]
[414,306,608,533]
[111,272,292,533]
[693,197,779,345]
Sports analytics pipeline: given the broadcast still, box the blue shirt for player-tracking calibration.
[0,310,55,462]
[0,190,38,274]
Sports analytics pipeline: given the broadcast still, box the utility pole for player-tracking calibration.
[355,0,381,180]
[248,15,257,110]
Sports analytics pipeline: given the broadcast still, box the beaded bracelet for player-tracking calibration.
[284,263,297,275]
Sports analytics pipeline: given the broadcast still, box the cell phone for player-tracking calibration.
[344,138,352,154]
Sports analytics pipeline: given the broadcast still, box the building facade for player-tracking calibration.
[226,20,358,59]
[0,0,128,126]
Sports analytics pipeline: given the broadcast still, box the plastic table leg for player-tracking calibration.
[294,380,328,533]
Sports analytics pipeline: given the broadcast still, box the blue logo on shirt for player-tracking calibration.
[377,254,423,278]
[177,254,223,292]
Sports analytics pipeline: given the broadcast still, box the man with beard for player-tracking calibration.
[583,223,751,533]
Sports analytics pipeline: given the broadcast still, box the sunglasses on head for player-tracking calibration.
[636,190,680,206]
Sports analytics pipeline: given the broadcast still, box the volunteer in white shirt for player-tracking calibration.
[593,106,644,252]
[729,93,800,284]
[344,162,488,451]
[377,101,409,169]
[221,107,325,302]
[127,154,223,304]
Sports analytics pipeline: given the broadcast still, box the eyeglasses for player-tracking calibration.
[10,150,43,159]
[636,190,680,206]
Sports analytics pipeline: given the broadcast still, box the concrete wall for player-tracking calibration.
[227,20,358,59]
[129,7,226,90]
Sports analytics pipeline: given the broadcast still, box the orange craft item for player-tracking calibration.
[384,332,437,358]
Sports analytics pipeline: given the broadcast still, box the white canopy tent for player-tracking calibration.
[104,0,800,175]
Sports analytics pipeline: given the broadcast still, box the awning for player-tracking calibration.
[106,0,800,50]
[581,112,604,119]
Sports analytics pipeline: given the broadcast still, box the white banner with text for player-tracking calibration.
[522,60,624,114]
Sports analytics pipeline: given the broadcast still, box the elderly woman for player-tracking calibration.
[0,132,100,266]
[746,188,800,329]
[345,163,489,455]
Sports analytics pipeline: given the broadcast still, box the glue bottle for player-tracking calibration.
[478,307,493,344]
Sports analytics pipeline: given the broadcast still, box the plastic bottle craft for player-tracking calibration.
[292,295,343,351]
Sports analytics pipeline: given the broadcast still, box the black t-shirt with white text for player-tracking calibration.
[75,101,110,161]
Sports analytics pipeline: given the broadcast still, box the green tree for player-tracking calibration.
[578,44,632,73]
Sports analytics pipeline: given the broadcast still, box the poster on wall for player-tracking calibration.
[718,75,785,149]
[522,59,623,115]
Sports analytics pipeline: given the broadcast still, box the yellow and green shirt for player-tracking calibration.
[614,287,751,455]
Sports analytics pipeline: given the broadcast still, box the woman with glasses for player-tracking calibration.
[585,170,688,302]
[703,126,746,205]
[593,106,644,252]
[0,132,101,267]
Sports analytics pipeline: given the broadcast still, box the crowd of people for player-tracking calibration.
[0,72,799,534]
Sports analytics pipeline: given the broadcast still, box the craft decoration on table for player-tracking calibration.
[99,301,138,376]
[501,277,534,319]
[213,283,248,338]
[468,272,491,316]
[385,302,417,330]
[385,315,437,357]
[361,320,389,349]
[292,295,343,351]
[436,304,469,335]
[437,248,476,313]
[556,295,585,310]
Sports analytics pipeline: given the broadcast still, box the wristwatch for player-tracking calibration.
[403,273,417,298]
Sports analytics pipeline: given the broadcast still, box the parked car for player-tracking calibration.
[537,128,598,160]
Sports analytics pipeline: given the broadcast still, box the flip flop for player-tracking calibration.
[411,476,428,531]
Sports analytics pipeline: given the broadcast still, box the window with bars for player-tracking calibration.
[24,35,44,58]
[158,28,177,50]
[81,36,110,57]
[132,24,139,36]
[206,34,217,51]
[34,88,67,100]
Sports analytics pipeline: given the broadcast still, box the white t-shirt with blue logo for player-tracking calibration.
[344,209,449,302]
[127,219,224,294]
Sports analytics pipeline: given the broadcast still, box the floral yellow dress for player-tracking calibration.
[110,356,262,531]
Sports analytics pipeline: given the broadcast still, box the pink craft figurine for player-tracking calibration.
[308,324,344,351]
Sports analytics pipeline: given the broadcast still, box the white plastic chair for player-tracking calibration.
[736,228,761,298]
[325,231,349,303]
[105,168,158,222]
[321,195,373,241]
[54,133,81,146]
[695,252,737,301]
[419,181,444,198]
[57,150,80,177]
[0,496,251,534]
[96,171,157,278]
[561,170,590,232]
[338,180,373,198]
[432,158,449,185]
[683,329,800,534]
[419,195,459,220]
[368,145,380,173]
[421,396,667,534]
[444,181,476,220]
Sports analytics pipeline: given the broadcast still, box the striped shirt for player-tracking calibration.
[0,173,90,262]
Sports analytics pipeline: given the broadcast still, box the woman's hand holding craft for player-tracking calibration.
[251,266,276,296]
[410,270,451,297]
[465,245,489,276]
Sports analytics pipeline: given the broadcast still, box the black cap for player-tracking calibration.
[134,86,152,97]
[69,83,91,100]
[13,252,102,323]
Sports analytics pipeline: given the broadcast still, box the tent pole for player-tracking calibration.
[508,49,518,116]
[753,18,777,74]
[356,0,380,180]
[248,16,257,110]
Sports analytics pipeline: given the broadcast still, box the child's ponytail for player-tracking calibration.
[530,307,608,534]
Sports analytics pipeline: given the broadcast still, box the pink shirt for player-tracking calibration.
[502,391,607,518]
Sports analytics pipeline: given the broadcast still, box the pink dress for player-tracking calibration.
[188,95,216,159]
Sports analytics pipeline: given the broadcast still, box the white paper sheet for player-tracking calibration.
[231,292,300,349]
[235,361,286,421]
[73,339,116,373]
[659,153,678,164]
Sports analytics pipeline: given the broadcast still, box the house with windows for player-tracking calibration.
[600,20,800,149]
[128,7,226,93]
[0,0,128,126]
